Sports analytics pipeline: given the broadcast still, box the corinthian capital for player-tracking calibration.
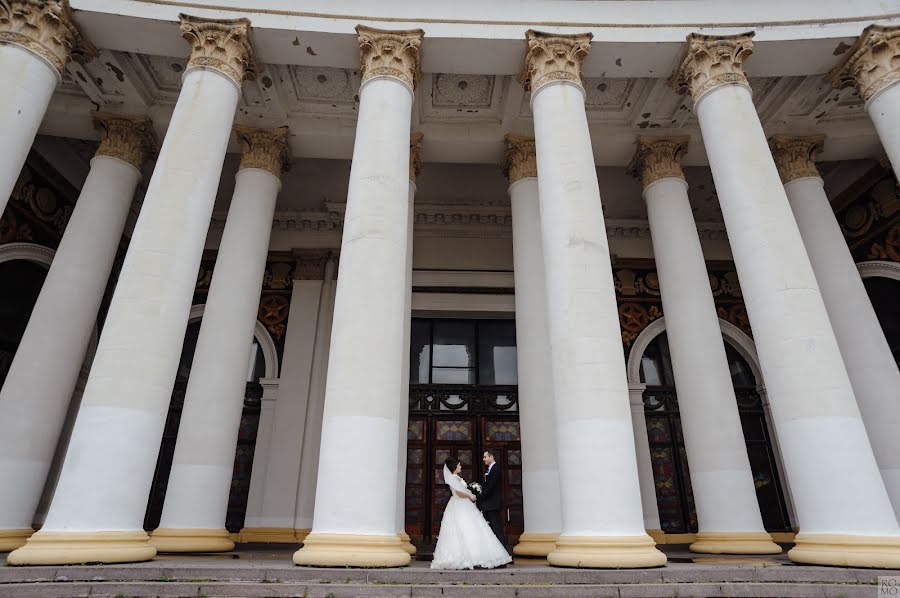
[627,136,690,190]
[503,135,537,183]
[410,132,424,182]
[93,112,157,171]
[830,25,900,103]
[669,32,754,105]
[519,29,592,95]
[234,126,291,179]
[0,0,92,76]
[180,14,257,88]
[356,25,424,92]
[768,134,824,184]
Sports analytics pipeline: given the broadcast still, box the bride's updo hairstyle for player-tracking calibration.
[444,457,460,473]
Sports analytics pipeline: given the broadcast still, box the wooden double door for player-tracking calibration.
[404,399,524,548]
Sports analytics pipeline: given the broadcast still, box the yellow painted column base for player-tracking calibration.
[295,528,311,544]
[7,530,156,565]
[789,533,900,568]
[690,531,782,555]
[0,528,33,552]
[645,529,665,544]
[293,532,411,568]
[513,532,559,557]
[238,527,299,543]
[149,528,234,553]
[547,534,667,569]
[398,532,416,555]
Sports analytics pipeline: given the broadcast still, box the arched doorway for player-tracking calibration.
[629,320,791,535]
[143,305,279,534]
[858,260,900,368]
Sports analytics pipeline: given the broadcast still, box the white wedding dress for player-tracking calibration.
[431,466,512,570]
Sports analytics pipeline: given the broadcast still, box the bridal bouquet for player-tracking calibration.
[468,481,483,497]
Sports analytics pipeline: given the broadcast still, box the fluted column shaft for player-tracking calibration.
[0,115,152,552]
[150,127,289,553]
[772,135,900,517]
[673,32,900,568]
[522,30,665,569]
[504,135,562,558]
[632,137,778,555]
[292,25,422,568]
[8,15,257,566]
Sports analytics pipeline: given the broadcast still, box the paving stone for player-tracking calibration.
[560,568,665,584]
[0,566,57,582]
[271,567,369,583]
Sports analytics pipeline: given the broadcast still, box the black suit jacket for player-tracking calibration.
[479,463,502,512]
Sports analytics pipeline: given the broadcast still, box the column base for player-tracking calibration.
[0,529,33,552]
[398,532,416,555]
[547,534,667,568]
[238,527,299,543]
[7,530,156,565]
[645,529,665,544]
[690,531,782,555]
[149,528,235,553]
[513,532,559,557]
[293,532,412,567]
[788,533,900,568]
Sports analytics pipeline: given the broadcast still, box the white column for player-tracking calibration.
[0,1,83,216]
[504,135,562,558]
[241,377,279,539]
[8,16,256,566]
[0,114,152,552]
[150,127,288,553]
[523,30,665,569]
[632,137,779,555]
[772,135,900,517]
[293,25,421,569]
[628,384,662,539]
[292,257,337,542]
[830,25,900,181]
[673,32,900,569]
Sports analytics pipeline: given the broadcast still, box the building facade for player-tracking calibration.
[0,0,900,570]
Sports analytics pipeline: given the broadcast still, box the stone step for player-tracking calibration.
[0,580,884,598]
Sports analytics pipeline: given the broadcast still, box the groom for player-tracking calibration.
[479,450,504,546]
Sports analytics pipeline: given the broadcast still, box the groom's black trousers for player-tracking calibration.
[483,509,504,546]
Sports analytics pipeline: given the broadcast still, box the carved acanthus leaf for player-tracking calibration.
[0,0,93,75]
[669,32,754,104]
[234,125,291,179]
[627,136,689,190]
[519,29,592,94]
[829,25,900,103]
[180,14,258,87]
[769,134,824,184]
[357,25,423,91]
[93,112,157,170]
[503,135,537,183]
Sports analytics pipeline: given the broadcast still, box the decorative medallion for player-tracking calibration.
[233,126,291,178]
[768,134,824,184]
[179,14,258,87]
[627,136,690,190]
[830,25,900,103]
[356,25,423,91]
[669,32,755,105]
[503,135,537,183]
[93,112,157,170]
[257,294,289,339]
[410,131,424,181]
[0,0,91,75]
[519,29,592,94]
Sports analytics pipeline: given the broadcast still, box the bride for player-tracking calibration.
[431,458,512,570]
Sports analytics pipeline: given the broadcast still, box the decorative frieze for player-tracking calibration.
[179,14,258,87]
[0,0,91,75]
[519,29,592,94]
[830,25,900,103]
[93,113,157,171]
[234,126,291,178]
[503,135,537,183]
[670,32,755,104]
[768,134,824,184]
[410,132,424,182]
[356,25,423,91]
[627,136,690,190]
